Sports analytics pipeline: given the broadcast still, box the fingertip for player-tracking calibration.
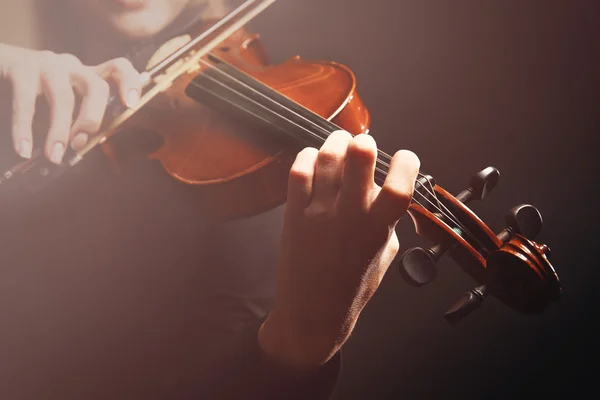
[330,129,353,141]
[347,133,377,162]
[291,147,318,174]
[290,148,318,182]
[19,138,32,159]
[395,149,420,165]
[288,147,318,209]
[70,133,89,151]
[120,72,143,109]
[395,149,421,173]
[46,141,65,165]
[140,71,150,87]
[123,88,140,109]
[12,135,32,159]
[353,132,376,146]
[295,146,318,161]
[371,149,422,224]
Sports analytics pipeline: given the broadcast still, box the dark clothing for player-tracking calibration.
[0,5,340,399]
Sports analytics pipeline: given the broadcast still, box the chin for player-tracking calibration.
[106,9,181,39]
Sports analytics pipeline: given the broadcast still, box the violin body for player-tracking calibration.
[0,4,560,323]
[111,24,370,219]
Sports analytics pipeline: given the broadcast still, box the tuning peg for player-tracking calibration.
[506,204,543,240]
[444,285,489,324]
[456,167,500,203]
[398,243,447,286]
[497,204,543,243]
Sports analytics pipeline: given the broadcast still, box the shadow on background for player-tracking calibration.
[250,1,598,398]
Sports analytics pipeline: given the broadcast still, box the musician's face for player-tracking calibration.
[71,0,193,39]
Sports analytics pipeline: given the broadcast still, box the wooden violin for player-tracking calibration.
[0,0,561,322]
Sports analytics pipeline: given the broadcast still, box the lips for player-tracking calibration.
[110,0,147,11]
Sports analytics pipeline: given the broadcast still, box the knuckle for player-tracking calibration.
[317,147,343,165]
[110,57,134,73]
[38,50,56,60]
[11,118,26,136]
[289,165,313,184]
[40,63,71,86]
[39,51,62,70]
[11,100,34,122]
[59,53,83,69]
[6,54,37,79]
[381,183,412,206]
[88,75,110,96]
[75,68,111,96]
[47,126,70,142]
[8,63,36,83]
[50,86,75,104]
[304,201,331,219]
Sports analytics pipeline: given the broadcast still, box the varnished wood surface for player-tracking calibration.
[106,23,370,220]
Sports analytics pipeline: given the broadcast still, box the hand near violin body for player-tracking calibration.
[259,130,420,370]
[0,44,143,163]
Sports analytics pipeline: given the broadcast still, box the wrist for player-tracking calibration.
[258,310,346,371]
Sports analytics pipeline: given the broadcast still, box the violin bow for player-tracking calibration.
[0,0,276,187]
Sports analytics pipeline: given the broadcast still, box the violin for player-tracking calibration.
[0,0,561,323]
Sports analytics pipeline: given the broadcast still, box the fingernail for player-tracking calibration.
[50,142,65,165]
[125,89,140,108]
[71,133,89,151]
[19,138,32,159]
[140,72,150,87]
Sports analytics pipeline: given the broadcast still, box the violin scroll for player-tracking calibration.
[485,234,560,315]
[445,206,560,323]
[398,167,561,323]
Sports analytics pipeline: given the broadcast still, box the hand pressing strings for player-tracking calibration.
[259,130,420,370]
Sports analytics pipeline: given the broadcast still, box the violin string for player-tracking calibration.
[187,58,489,253]
[192,54,460,214]
[190,57,489,253]
[194,55,478,240]
[191,56,397,178]
[0,50,486,253]
[206,56,397,171]
[191,56,489,252]
[189,73,488,254]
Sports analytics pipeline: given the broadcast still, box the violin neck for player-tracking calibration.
[185,55,393,187]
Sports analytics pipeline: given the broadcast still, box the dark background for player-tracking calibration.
[249,1,599,398]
